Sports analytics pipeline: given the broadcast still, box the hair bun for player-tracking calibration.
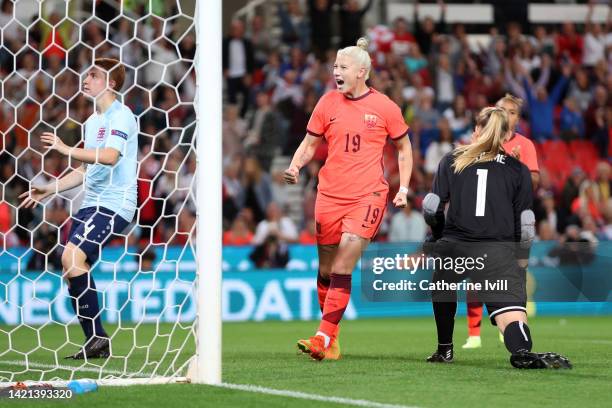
[356,37,369,50]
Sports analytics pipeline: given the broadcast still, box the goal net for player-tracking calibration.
[0,0,218,385]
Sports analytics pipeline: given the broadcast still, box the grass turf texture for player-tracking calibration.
[0,316,611,407]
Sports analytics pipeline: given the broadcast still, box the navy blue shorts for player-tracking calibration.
[67,206,130,266]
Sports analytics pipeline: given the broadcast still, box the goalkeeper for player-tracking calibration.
[20,58,137,360]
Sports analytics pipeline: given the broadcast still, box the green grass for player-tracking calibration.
[1,316,611,407]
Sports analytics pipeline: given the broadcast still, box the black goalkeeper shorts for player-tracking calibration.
[431,238,527,326]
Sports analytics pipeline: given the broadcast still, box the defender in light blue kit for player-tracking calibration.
[20,58,138,360]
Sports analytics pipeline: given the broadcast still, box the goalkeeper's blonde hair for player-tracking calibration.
[337,37,371,79]
[452,107,509,174]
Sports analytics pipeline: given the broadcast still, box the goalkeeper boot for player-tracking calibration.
[297,335,327,361]
[426,345,454,363]
[462,336,482,349]
[65,336,110,360]
[510,351,572,369]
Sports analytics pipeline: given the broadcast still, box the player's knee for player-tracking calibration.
[62,245,87,276]
[330,260,352,276]
[319,263,332,279]
[61,248,74,272]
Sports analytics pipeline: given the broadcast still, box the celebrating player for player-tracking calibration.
[20,58,138,360]
[463,94,540,349]
[423,107,571,369]
[284,37,413,361]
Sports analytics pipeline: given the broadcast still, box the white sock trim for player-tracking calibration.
[316,331,330,348]
[518,321,529,342]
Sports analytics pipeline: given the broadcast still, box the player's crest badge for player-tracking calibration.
[364,114,378,128]
[97,127,106,142]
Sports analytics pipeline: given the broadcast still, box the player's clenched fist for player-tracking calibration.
[283,166,299,184]
[392,191,407,208]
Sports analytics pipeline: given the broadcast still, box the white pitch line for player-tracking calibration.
[0,360,141,377]
[215,383,419,408]
[0,362,419,407]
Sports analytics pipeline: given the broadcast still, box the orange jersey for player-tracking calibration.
[502,133,539,172]
[307,88,409,201]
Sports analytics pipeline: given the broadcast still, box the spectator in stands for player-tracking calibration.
[571,181,603,224]
[245,91,283,172]
[414,93,440,129]
[223,215,255,246]
[443,95,471,135]
[308,0,333,59]
[567,68,593,112]
[223,159,243,226]
[539,190,559,234]
[222,19,254,117]
[413,0,446,56]
[524,63,572,140]
[556,21,583,66]
[272,69,304,110]
[582,1,606,68]
[424,118,454,175]
[559,167,586,233]
[390,17,416,57]
[277,0,310,51]
[505,54,550,105]
[388,194,427,243]
[249,234,290,269]
[339,0,373,48]
[253,202,298,245]
[222,104,248,161]
[585,86,610,156]
[560,97,585,140]
[435,54,454,111]
[249,15,276,68]
[531,25,556,57]
[240,156,273,223]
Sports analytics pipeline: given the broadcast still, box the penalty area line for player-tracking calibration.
[215,382,420,408]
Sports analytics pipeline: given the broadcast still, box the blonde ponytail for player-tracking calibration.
[337,37,372,79]
[452,107,509,174]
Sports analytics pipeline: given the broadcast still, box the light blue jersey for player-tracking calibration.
[81,100,138,223]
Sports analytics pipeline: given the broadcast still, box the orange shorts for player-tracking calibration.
[315,192,388,245]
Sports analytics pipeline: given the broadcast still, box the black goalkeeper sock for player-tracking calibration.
[68,274,107,340]
[503,321,533,354]
[432,301,457,345]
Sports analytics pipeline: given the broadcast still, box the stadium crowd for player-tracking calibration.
[0,0,611,270]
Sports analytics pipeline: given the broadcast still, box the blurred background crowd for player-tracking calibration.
[0,0,611,270]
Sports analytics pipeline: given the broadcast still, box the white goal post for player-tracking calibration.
[0,0,222,387]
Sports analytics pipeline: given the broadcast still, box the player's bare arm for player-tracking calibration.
[392,135,413,208]
[41,132,120,166]
[283,134,322,184]
[18,164,86,209]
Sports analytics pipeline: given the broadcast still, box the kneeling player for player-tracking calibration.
[422,107,571,369]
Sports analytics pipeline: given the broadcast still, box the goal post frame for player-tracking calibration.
[193,0,223,385]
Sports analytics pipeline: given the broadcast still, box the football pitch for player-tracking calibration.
[1,316,611,407]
